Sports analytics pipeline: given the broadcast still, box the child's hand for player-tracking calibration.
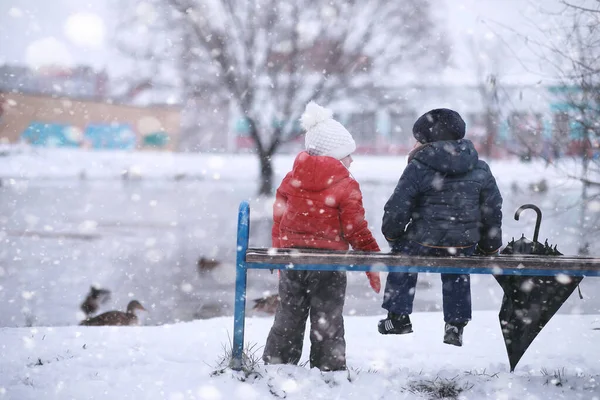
[366,272,381,293]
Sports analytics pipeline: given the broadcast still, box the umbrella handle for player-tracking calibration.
[514,204,542,243]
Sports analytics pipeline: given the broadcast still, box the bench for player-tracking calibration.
[231,200,600,370]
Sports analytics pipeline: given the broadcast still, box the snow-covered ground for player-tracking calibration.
[0,147,599,399]
[0,147,599,328]
[1,311,599,400]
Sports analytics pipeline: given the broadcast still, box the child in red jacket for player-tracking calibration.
[262,102,381,371]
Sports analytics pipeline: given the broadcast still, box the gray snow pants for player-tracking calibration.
[262,270,347,371]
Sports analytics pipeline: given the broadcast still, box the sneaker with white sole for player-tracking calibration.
[378,313,413,335]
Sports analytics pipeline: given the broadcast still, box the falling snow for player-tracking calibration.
[1,0,599,398]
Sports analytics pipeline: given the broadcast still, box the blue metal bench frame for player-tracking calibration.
[231,200,600,370]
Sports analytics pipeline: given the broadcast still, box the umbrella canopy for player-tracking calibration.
[495,204,583,372]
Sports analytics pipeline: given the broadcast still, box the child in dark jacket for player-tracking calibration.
[378,108,503,346]
[263,102,381,371]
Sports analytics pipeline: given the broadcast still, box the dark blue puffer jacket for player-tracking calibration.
[382,139,503,253]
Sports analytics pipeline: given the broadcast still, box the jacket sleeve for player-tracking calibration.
[339,180,380,252]
[382,162,420,243]
[271,185,288,248]
[478,165,503,253]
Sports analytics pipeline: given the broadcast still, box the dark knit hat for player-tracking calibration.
[412,108,466,143]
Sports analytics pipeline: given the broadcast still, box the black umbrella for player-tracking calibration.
[495,204,583,372]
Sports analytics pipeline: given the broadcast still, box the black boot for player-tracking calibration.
[378,313,413,335]
[443,322,466,346]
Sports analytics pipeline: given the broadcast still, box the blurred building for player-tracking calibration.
[0,92,180,150]
[1,64,591,157]
[0,65,108,99]
[232,83,593,158]
[0,65,181,150]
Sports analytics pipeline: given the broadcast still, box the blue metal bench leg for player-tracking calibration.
[231,201,250,370]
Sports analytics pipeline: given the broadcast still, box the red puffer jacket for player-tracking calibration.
[272,152,381,291]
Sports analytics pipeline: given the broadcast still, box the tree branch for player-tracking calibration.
[561,0,600,14]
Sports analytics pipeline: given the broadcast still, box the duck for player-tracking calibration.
[80,286,111,318]
[197,257,221,274]
[529,179,548,193]
[79,300,146,326]
[252,294,280,315]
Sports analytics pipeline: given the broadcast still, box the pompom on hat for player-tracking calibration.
[301,101,356,160]
[413,108,466,143]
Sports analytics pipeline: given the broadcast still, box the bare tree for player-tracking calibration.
[114,0,449,195]
[558,1,600,252]
[111,0,182,96]
[468,38,504,159]
[512,1,600,249]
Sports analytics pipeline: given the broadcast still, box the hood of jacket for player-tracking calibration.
[410,139,479,176]
[289,151,350,192]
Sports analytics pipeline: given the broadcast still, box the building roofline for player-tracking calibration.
[0,89,182,111]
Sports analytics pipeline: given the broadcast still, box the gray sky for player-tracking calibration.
[0,0,118,71]
[0,0,561,84]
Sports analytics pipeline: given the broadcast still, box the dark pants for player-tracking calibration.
[263,270,347,371]
[382,240,476,323]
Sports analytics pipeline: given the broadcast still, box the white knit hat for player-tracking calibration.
[301,101,356,160]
